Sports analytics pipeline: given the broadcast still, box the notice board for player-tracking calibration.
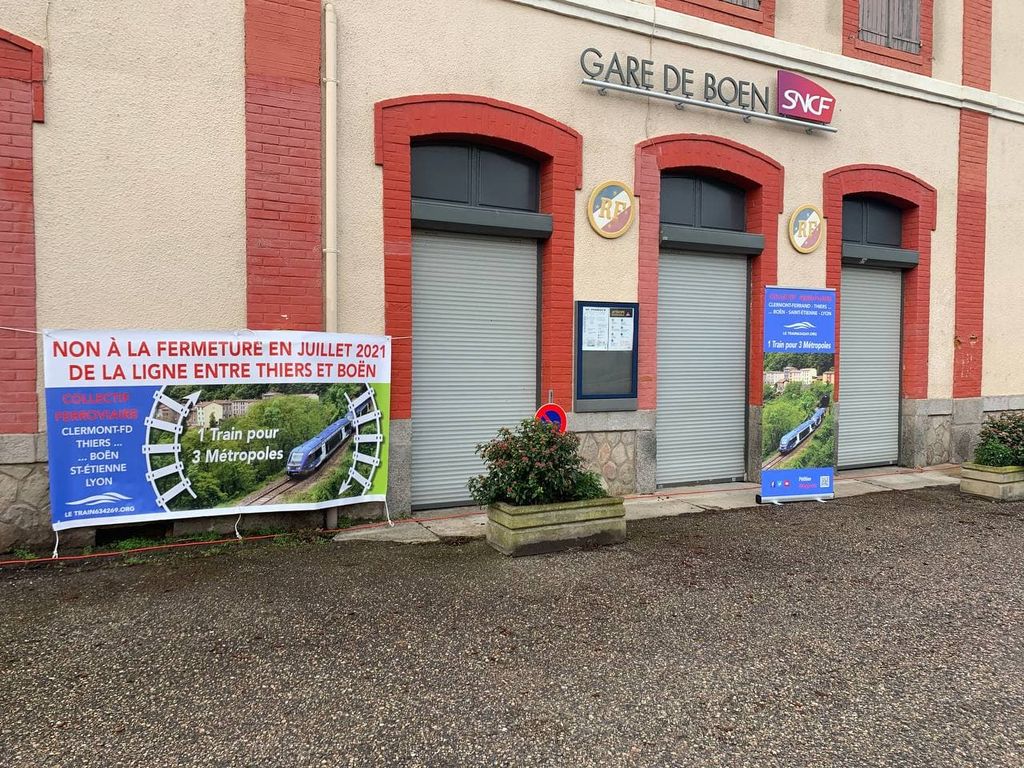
[575,301,639,413]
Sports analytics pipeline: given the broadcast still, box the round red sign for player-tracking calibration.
[535,403,568,434]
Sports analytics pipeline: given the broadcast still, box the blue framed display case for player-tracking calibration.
[574,301,639,413]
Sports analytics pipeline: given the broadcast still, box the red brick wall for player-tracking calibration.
[842,0,934,76]
[952,111,988,398]
[657,0,776,36]
[962,0,993,90]
[244,0,322,331]
[822,166,937,401]
[374,95,582,420]
[952,3,992,399]
[0,30,43,435]
[633,135,784,411]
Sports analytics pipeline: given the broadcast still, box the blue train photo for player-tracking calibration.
[285,396,374,479]
[286,416,353,478]
[778,407,827,454]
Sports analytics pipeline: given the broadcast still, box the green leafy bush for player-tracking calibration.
[974,412,1024,466]
[468,419,606,507]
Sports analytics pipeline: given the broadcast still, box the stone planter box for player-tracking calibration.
[486,496,626,557]
[960,462,1024,501]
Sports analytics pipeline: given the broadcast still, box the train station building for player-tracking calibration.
[1,0,1022,548]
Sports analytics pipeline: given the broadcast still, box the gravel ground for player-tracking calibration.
[2,485,1023,767]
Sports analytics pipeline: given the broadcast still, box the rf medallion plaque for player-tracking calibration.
[587,181,635,239]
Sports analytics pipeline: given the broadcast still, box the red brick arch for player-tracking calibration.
[374,95,582,420]
[633,134,784,410]
[0,28,44,435]
[823,165,937,401]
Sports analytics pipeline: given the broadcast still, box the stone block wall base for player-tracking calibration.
[577,430,637,497]
[960,463,1024,501]
[0,460,66,554]
[485,497,626,557]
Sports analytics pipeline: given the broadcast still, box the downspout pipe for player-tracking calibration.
[324,1,339,335]
[323,1,340,530]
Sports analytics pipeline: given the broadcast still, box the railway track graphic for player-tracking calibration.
[339,385,383,496]
[142,387,201,512]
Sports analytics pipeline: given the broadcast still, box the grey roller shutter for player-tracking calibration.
[657,251,748,486]
[838,267,902,468]
[411,231,537,508]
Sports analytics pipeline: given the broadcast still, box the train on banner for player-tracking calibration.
[43,330,391,531]
[759,288,836,504]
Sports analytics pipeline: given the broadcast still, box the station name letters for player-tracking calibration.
[580,47,772,114]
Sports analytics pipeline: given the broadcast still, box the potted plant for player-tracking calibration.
[469,418,626,556]
[960,412,1024,501]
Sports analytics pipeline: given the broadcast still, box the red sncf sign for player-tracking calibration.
[777,71,836,125]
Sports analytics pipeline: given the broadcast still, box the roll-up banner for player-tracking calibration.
[42,330,390,531]
[759,288,836,503]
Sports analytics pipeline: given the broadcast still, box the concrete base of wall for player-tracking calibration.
[6,395,1024,552]
[387,419,412,515]
[0,433,94,554]
[570,410,655,497]
[900,396,1024,468]
[746,405,763,482]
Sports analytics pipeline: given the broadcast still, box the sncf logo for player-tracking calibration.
[777,71,836,125]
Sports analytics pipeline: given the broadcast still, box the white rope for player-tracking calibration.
[233,514,243,540]
[51,529,59,559]
[0,325,46,335]
[384,499,394,527]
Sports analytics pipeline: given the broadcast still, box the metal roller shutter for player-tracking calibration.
[838,267,902,468]
[657,251,748,486]
[412,231,537,508]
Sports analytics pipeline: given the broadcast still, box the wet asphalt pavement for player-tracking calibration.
[2,485,1023,767]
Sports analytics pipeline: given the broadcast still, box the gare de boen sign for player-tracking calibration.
[580,47,838,134]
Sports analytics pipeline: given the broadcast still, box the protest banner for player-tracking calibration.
[43,330,390,530]
[759,288,836,503]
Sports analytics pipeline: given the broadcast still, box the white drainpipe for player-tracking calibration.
[324,1,339,335]
[324,2,340,530]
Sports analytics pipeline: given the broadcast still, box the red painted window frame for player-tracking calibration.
[633,134,784,412]
[373,95,582,420]
[822,165,937,403]
[842,0,934,76]
[657,0,776,36]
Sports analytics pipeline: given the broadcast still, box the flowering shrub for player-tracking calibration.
[974,412,1024,466]
[468,418,605,507]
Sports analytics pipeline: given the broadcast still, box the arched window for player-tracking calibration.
[409,142,549,238]
[412,142,539,211]
[841,194,917,268]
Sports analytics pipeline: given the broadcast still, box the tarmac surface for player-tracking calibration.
[3,484,1023,767]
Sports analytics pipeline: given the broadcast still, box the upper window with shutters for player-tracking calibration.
[655,0,775,36]
[859,0,921,53]
[843,0,933,76]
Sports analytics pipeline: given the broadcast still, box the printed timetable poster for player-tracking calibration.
[43,330,391,531]
[759,288,836,503]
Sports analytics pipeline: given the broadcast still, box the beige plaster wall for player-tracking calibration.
[982,118,1024,397]
[991,0,1024,100]
[1,0,247,338]
[774,0,844,55]
[931,0,964,87]
[336,0,961,399]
